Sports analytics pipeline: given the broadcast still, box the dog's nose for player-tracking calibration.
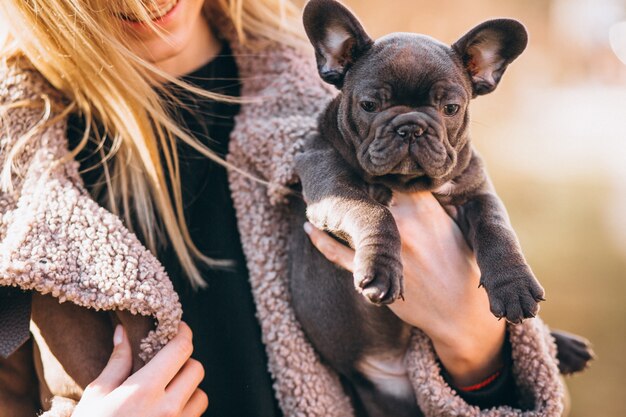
[395,124,424,141]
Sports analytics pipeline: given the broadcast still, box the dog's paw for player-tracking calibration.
[354,256,403,305]
[552,329,595,375]
[482,271,545,324]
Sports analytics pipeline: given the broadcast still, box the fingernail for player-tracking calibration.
[113,325,123,346]
[303,222,313,235]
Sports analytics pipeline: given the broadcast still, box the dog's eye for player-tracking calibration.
[443,104,460,116]
[360,101,378,112]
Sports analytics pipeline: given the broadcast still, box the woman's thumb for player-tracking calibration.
[85,325,133,396]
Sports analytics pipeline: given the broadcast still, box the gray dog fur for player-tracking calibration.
[288,1,593,416]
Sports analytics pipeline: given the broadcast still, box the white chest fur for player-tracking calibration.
[434,180,457,195]
[356,353,413,399]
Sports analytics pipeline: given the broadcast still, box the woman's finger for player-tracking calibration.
[180,389,209,417]
[304,222,355,272]
[128,322,193,389]
[165,358,205,411]
[85,325,133,396]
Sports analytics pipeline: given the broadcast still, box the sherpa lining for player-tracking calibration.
[406,321,564,416]
[38,397,75,417]
[0,62,181,363]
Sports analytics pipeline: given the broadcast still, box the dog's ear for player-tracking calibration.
[452,19,528,96]
[303,0,373,88]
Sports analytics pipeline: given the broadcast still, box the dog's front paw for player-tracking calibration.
[482,269,545,324]
[354,255,403,305]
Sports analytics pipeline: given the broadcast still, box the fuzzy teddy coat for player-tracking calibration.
[0,34,565,417]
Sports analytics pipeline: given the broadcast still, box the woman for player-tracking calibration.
[0,0,566,416]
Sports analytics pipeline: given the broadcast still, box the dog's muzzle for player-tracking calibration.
[364,110,453,179]
[392,112,427,143]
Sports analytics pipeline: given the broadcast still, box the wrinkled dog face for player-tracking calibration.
[304,0,527,190]
[342,35,470,183]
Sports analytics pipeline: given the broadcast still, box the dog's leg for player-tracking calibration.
[295,143,403,305]
[289,195,413,416]
[551,329,594,374]
[458,182,545,324]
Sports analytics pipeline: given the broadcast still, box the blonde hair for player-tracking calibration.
[0,0,304,288]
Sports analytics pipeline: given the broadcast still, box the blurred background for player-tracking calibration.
[331,0,626,416]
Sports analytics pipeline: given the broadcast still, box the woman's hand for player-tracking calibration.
[72,323,208,417]
[305,191,506,387]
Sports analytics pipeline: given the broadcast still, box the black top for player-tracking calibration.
[67,43,517,417]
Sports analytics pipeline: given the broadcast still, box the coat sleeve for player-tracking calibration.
[406,318,565,417]
[0,62,182,416]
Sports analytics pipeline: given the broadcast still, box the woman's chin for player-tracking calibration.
[116,0,206,67]
[133,31,190,64]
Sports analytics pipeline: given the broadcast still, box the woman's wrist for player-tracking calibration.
[430,320,506,387]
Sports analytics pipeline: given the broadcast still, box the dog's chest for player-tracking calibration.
[355,353,413,400]
[367,183,394,205]
[433,180,457,196]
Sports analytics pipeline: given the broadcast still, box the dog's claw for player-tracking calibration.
[354,257,403,305]
[357,274,374,289]
[363,286,387,304]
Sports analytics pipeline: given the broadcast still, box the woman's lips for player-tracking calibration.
[115,0,180,23]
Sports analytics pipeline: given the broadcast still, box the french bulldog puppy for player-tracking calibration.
[289,0,593,415]
[296,0,543,322]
